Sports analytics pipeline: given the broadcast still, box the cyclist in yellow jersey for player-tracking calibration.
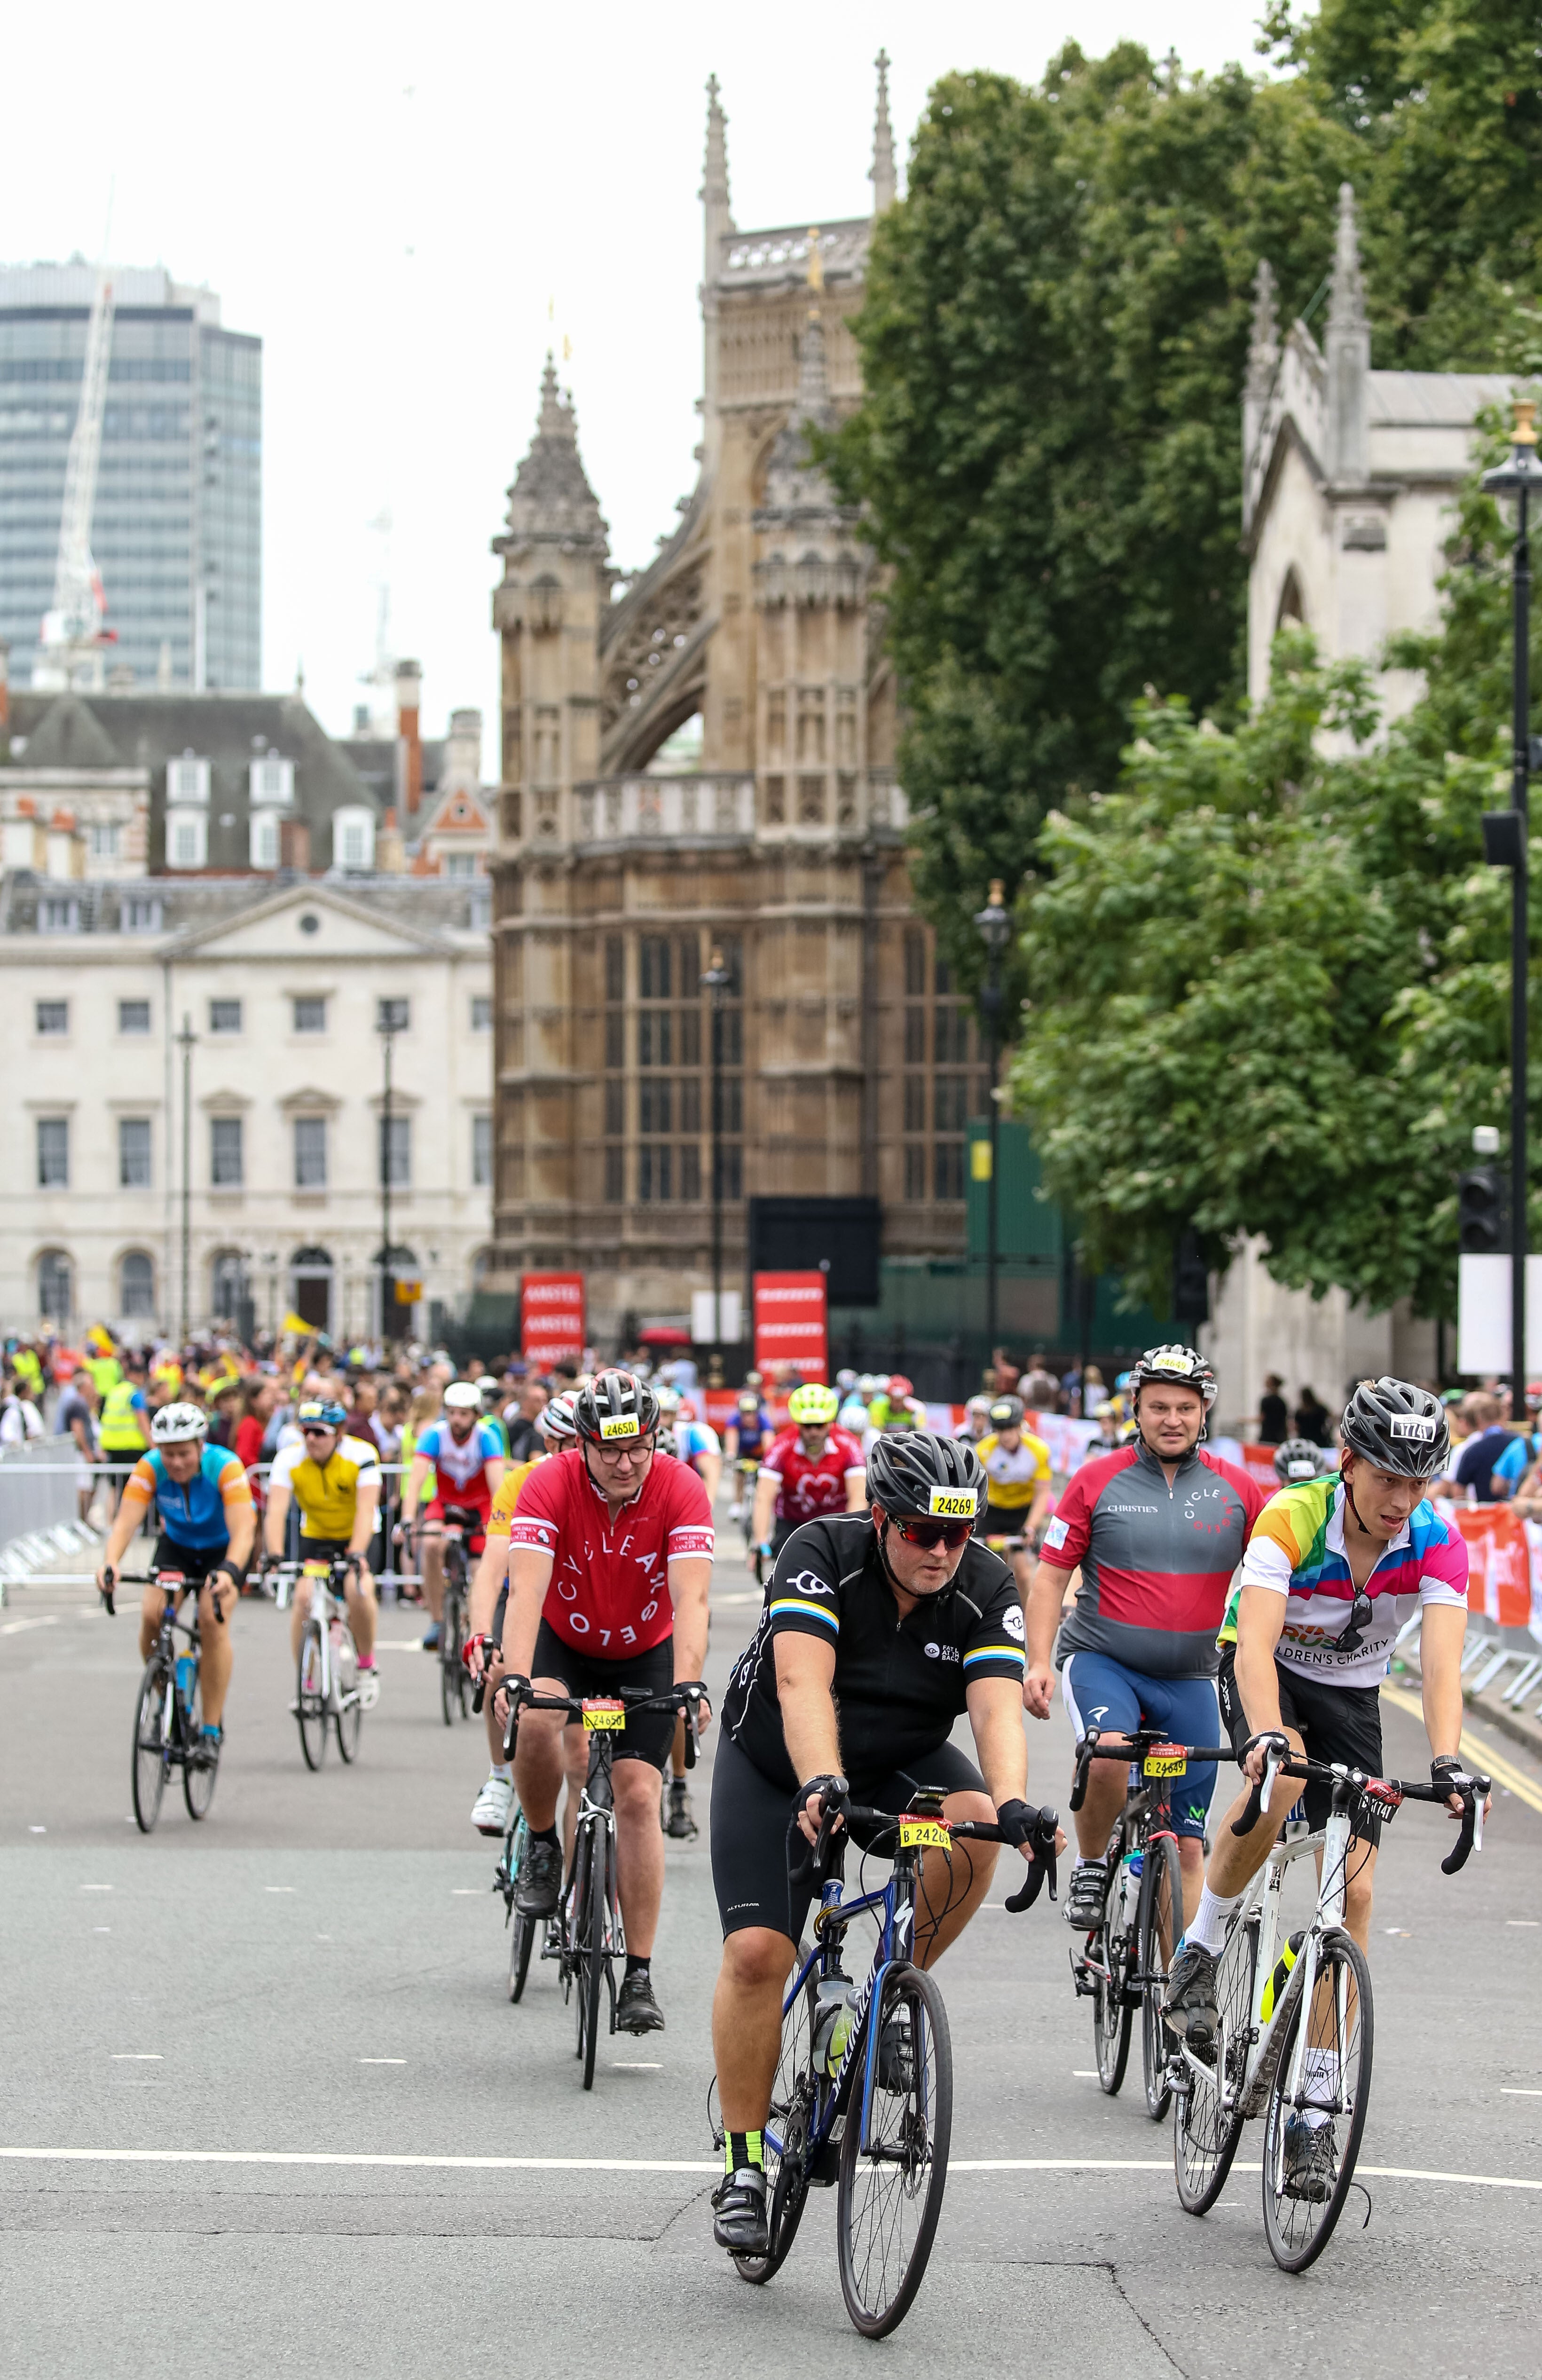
[462,1394,583,1834]
[265,1401,383,1706]
[976,1395,1054,1590]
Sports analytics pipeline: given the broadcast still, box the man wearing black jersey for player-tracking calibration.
[708,1432,1062,2256]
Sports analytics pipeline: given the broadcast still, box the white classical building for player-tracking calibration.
[0,874,494,1341]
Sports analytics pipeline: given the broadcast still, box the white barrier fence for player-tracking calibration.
[0,1441,100,1595]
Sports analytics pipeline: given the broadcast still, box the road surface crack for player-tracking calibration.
[1107,2262,1188,2377]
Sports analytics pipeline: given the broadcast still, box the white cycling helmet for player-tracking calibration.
[537,1392,579,1444]
[443,1380,482,1411]
[151,1401,208,1444]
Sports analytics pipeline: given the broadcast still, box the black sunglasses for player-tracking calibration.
[890,1515,975,1552]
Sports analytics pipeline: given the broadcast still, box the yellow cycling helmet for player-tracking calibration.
[788,1383,840,1427]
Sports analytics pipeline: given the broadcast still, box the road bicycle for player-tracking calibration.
[503,1680,704,2088]
[1172,1741,1490,2271]
[270,1555,364,1769]
[1069,1725,1238,2119]
[711,1787,1059,2339]
[104,1562,228,1834]
[434,1504,484,1728]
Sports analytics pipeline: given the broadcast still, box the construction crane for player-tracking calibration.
[34,267,116,691]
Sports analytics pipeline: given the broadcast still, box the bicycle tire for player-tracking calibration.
[132,1655,172,1834]
[181,1662,219,1821]
[1174,1913,1255,2215]
[1259,1928,1373,2273]
[733,1946,816,2285]
[296,1624,327,1770]
[836,1962,953,2339]
[576,1823,608,2090]
[1139,1835,1183,2120]
[441,1580,466,1726]
[1092,1899,1133,2095]
[506,1816,535,2001]
[333,1625,362,1762]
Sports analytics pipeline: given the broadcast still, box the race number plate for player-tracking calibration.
[582,1700,626,1731]
[898,1817,951,1850]
[928,1488,978,1518]
[1143,1744,1187,1778]
[600,1414,640,1441]
[301,1560,331,1578]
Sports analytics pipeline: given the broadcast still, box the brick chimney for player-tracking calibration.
[395,658,423,816]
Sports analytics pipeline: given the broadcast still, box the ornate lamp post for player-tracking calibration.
[974,881,1011,1366]
[377,1008,402,1342]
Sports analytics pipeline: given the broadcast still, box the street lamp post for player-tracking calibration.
[377,1011,401,1345]
[176,1012,196,1342]
[1481,400,1542,1401]
[974,881,1011,1369]
[701,946,731,1386]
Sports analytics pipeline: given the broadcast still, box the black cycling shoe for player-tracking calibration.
[1065,1858,1109,1931]
[1163,1939,1220,2051]
[712,2167,769,2254]
[664,1778,698,1840]
[513,1836,562,1917]
[1282,2114,1336,2202]
[615,1970,666,2033]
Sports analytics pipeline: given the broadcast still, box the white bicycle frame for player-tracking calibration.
[275,1560,360,1720]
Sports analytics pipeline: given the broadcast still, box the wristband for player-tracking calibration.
[1430,1753,1465,1785]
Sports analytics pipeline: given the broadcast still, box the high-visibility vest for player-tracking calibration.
[99,1380,147,1451]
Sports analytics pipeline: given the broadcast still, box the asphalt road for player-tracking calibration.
[2,1541,1540,2379]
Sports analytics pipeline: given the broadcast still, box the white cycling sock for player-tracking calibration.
[1300,2043,1339,2128]
[490,1764,511,1783]
[1185,1885,1242,1955]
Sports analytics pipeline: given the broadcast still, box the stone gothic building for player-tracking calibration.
[486,63,990,1341]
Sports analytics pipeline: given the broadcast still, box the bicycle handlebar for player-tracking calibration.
[1229,1741,1491,1872]
[99,1564,232,1622]
[1068,1726,1238,1813]
[788,1798,1061,1912]
[497,1680,708,1764]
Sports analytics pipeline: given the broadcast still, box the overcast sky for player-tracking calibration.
[4,0,1266,757]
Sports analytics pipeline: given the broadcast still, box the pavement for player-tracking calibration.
[2,1541,1541,2378]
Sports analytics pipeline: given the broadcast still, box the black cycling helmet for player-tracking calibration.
[1273,1435,1322,1484]
[573,1368,660,1447]
[1128,1343,1218,1409]
[1339,1377,1449,1480]
[866,1431,985,1521]
[988,1394,1025,1430]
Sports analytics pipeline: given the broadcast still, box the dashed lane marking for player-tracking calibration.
[0,1614,60,1635]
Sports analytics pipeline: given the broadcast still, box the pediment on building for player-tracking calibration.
[167,882,450,963]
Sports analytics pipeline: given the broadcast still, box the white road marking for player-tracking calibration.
[1501,2088,1542,2096]
[373,1642,431,1653]
[264,1887,295,1894]
[0,1614,60,1635]
[1506,1920,1539,1927]
[358,2059,406,2066]
[1,2147,1537,2191]
[93,1927,110,1934]
[611,2063,662,2071]
[451,1889,482,1896]
[29,1826,45,1833]
[1385,1928,1412,1937]
[80,1885,111,1893]
[1072,2071,1098,2078]
[110,2055,162,2062]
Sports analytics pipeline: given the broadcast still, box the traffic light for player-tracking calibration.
[1457,1166,1507,1254]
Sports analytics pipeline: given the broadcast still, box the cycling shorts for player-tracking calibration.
[982,1502,1032,1544]
[491,1586,676,1770]
[1060,1650,1219,1841]
[149,1536,243,1592]
[708,1732,986,1942]
[1217,1646,1384,1845]
[425,1497,486,1552]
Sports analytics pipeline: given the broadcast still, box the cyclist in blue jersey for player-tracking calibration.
[401,1381,505,1651]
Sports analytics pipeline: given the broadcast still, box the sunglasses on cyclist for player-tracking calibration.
[300,1424,336,1439]
[889,1513,975,1552]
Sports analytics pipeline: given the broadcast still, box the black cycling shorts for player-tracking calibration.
[982,1502,1032,1542]
[492,1586,676,1770]
[150,1537,243,1591]
[1217,1646,1384,1844]
[709,1732,987,1942]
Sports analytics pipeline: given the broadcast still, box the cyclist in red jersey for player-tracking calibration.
[492,1369,713,2033]
[749,1382,867,1567]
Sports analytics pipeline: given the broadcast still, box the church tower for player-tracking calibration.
[488,64,990,1347]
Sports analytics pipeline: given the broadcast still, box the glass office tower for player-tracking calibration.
[0,262,260,690]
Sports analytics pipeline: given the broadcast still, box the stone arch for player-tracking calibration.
[1275,566,1307,632]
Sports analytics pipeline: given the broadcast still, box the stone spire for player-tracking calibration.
[1246,259,1280,401]
[701,73,734,281]
[1325,181,1369,484]
[500,355,608,552]
[870,50,896,215]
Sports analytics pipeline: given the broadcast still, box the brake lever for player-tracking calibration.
[1003,1817,1060,1913]
[1232,1742,1285,1837]
[1068,1729,1099,1816]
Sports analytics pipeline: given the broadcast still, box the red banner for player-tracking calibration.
[521,1272,585,1371]
[752,1271,827,1379]
[1454,1503,1533,1629]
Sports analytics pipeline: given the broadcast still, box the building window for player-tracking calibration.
[166,807,207,868]
[905,928,926,998]
[211,1250,247,1319]
[167,754,210,804]
[934,1141,965,1202]
[292,996,326,1033]
[119,1251,155,1318]
[468,883,491,930]
[445,852,477,879]
[249,754,294,806]
[88,821,121,860]
[211,1116,244,1187]
[332,805,375,869]
[934,1073,969,1133]
[905,1144,926,1202]
[604,1145,624,1203]
[904,1075,925,1134]
[935,1005,970,1064]
[638,1144,673,1203]
[379,1114,411,1188]
[605,935,624,1001]
[605,1011,624,1069]
[713,1144,742,1201]
[472,1113,492,1187]
[35,1000,68,1035]
[377,997,409,1033]
[904,1006,926,1065]
[209,999,242,1034]
[39,897,79,933]
[122,896,162,933]
[37,1249,72,1319]
[250,810,281,869]
[471,995,492,1031]
[118,1119,152,1189]
[294,1116,328,1188]
[118,1000,151,1034]
[37,1118,69,1188]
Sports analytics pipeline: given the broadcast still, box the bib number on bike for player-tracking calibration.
[302,1560,330,1578]
[1143,1745,1187,1777]
[582,1700,626,1731]
[898,1816,951,1850]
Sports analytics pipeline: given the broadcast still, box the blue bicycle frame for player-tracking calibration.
[772,1854,923,2170]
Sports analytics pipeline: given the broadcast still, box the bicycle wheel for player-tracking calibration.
[1174,1913,1255,2215]
[440,1582,464,1726]
[1092,1904,1133,2095]
[1139,1835,1183,2120]
[506,1817,536,2002]
[575,1823,609,2089]
[181,1662,220,1821]
[333,1624,362,1762]
[296,1624,328,1770]
[1260,1928,1373,2272]
[132,1656,172,1833]
[732,1947,816,2285]
[836,1962,953,2339]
